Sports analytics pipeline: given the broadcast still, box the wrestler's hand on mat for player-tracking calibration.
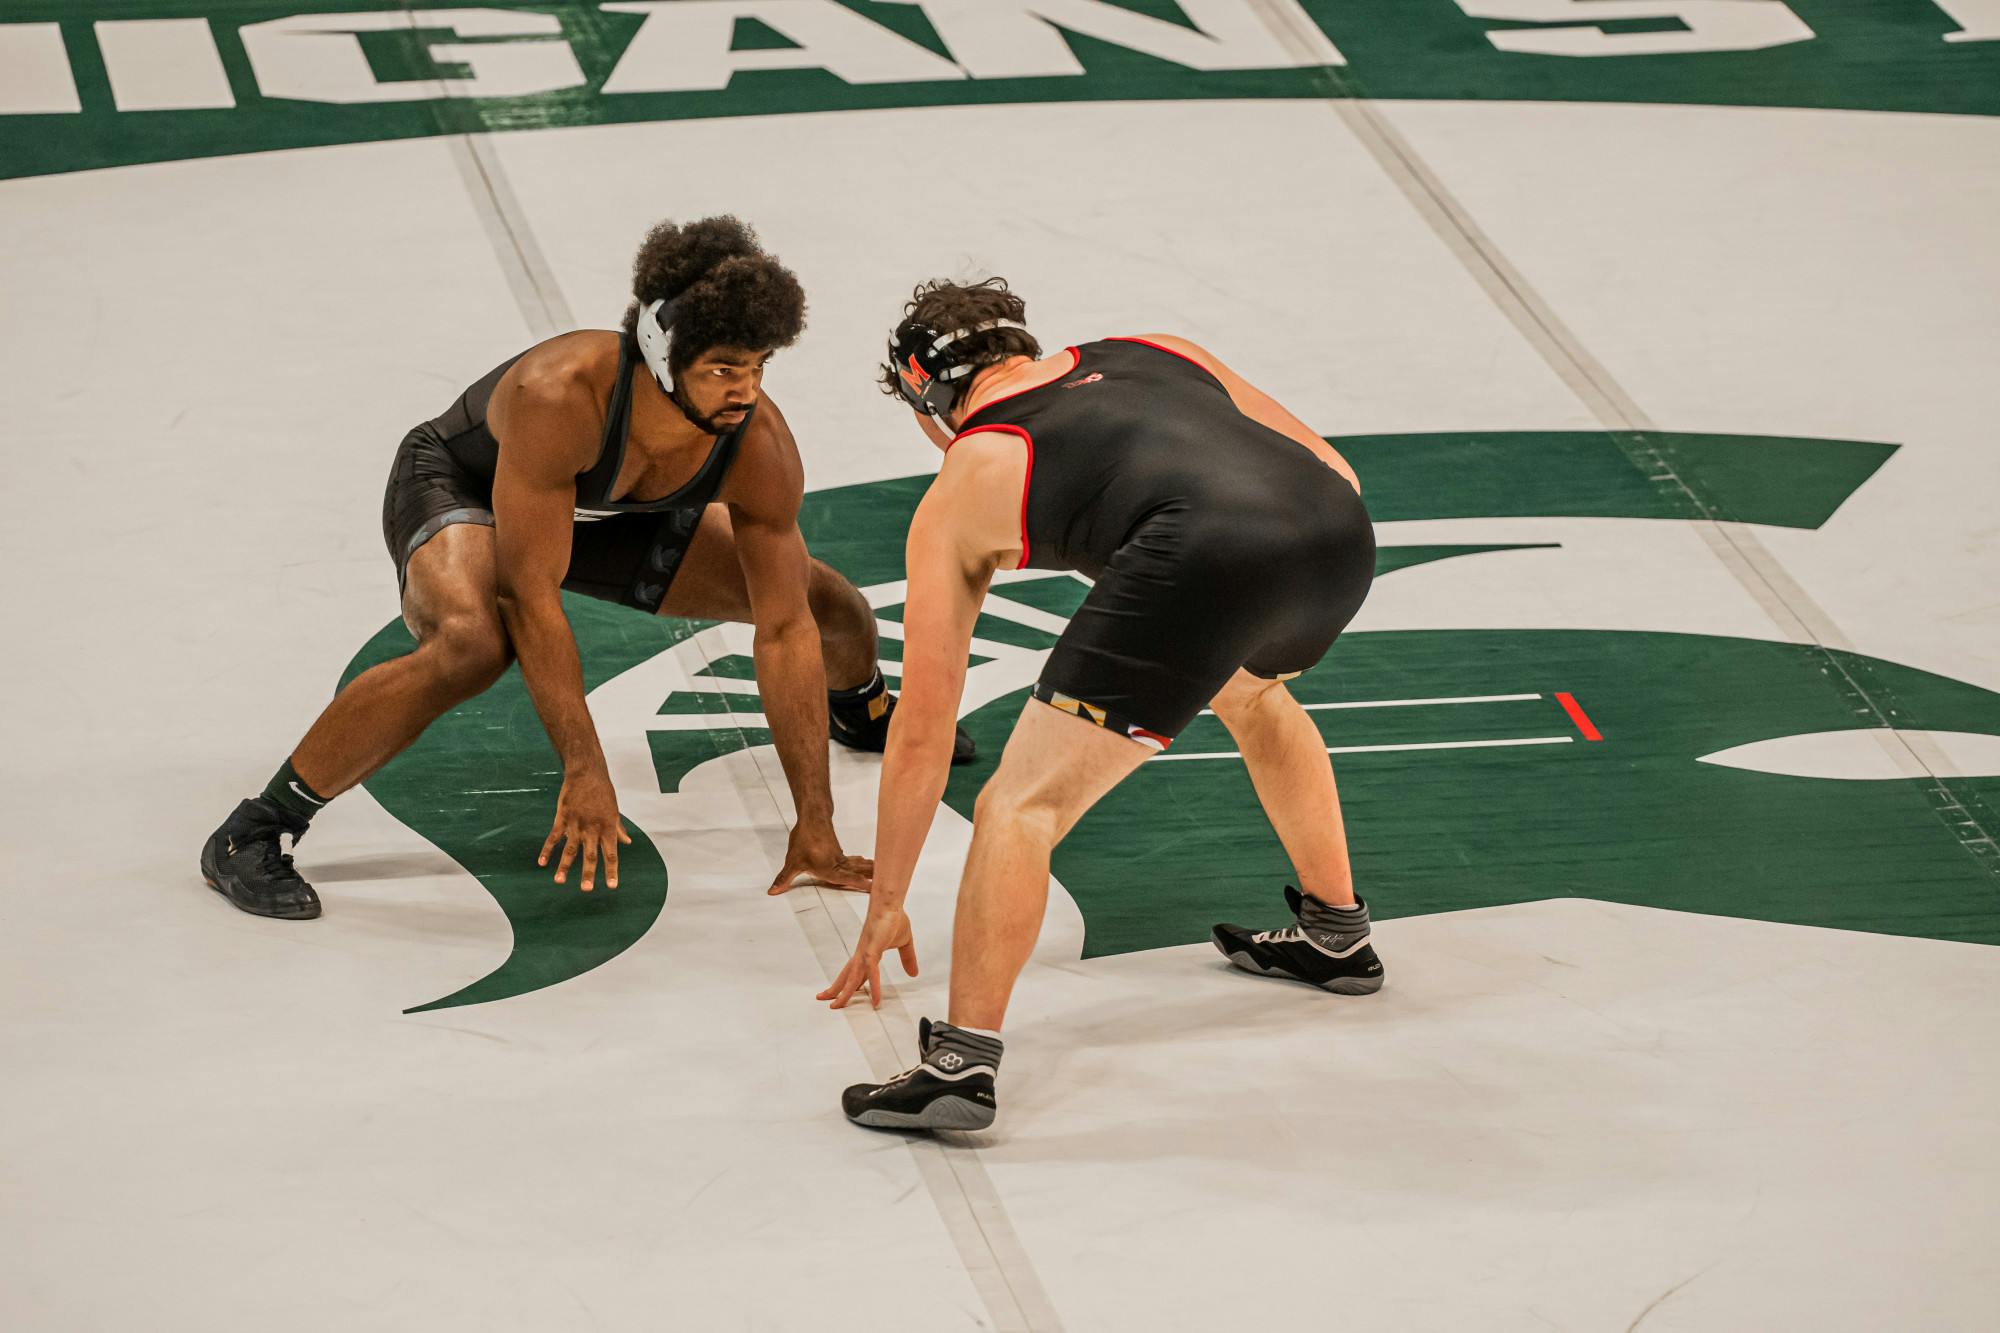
[539,768,631,892]
[766,821,875,896]
[819,902,918,1010]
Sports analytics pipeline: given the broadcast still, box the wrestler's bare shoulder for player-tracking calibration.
[502,330,623,406]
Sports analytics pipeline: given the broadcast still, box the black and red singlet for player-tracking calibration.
[953,338,1374,745]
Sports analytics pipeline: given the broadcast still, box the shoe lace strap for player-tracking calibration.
[255,838,308,887]
[865,1062,928,1099]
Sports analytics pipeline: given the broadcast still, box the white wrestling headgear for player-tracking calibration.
[635,296,680,394]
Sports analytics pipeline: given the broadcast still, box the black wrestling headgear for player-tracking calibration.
[886,316,1030,419]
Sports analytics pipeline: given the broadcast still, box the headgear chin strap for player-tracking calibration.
[635,296,680,394]
[888,317,1031,419]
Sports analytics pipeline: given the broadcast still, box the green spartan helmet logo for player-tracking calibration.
[342,429,2000,1014]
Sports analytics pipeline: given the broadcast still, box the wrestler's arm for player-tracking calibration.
[489,349,629,891]
[820,434,1014,1008]
[723,397,870,894]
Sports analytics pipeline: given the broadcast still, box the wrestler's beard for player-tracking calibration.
[672,381,746,435]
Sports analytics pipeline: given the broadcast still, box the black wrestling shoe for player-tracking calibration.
[1212,887,1383,994]
[842,1018,1000,1132]
[829,684,977,765]
[199,798,321,920]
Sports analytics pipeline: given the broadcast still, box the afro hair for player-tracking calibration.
[623,216,806,374]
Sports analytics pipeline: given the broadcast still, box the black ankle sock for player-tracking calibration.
[261,758,330,828]
[829,668,887,710]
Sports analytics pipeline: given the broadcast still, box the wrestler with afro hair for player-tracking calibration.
[198,217,972,928]
[623,215,806,379]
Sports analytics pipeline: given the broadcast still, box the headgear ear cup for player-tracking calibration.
[887,317,1030,418]
[635,296,679,394]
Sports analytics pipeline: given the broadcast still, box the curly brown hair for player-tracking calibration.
[877,277,1043,405]
[622,216,806,374]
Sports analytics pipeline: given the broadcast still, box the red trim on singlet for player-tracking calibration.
[1105,335,1220,382]
[958,347,1081,424]
[949,423,1036,570]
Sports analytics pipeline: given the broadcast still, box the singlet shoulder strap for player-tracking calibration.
[1100,335,1225,385]
[575,333,639,501]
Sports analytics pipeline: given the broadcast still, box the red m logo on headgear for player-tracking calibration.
[899,354,930,391]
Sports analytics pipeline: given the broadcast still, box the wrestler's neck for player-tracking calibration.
[951,354,1061,429]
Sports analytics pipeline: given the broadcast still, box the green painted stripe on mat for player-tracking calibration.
[1345,431,1897,528]
[3,1,1995,182]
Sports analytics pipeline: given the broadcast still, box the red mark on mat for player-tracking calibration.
[1555,692,1602,741]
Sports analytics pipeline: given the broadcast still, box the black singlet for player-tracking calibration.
[382,333,752,611]
[407,332,749,519]
[948,337,1375,745]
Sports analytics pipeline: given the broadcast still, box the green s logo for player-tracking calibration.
[346,430,2000,1012]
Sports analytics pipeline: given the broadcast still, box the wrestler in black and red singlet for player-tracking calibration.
[831,302,1384,1131]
